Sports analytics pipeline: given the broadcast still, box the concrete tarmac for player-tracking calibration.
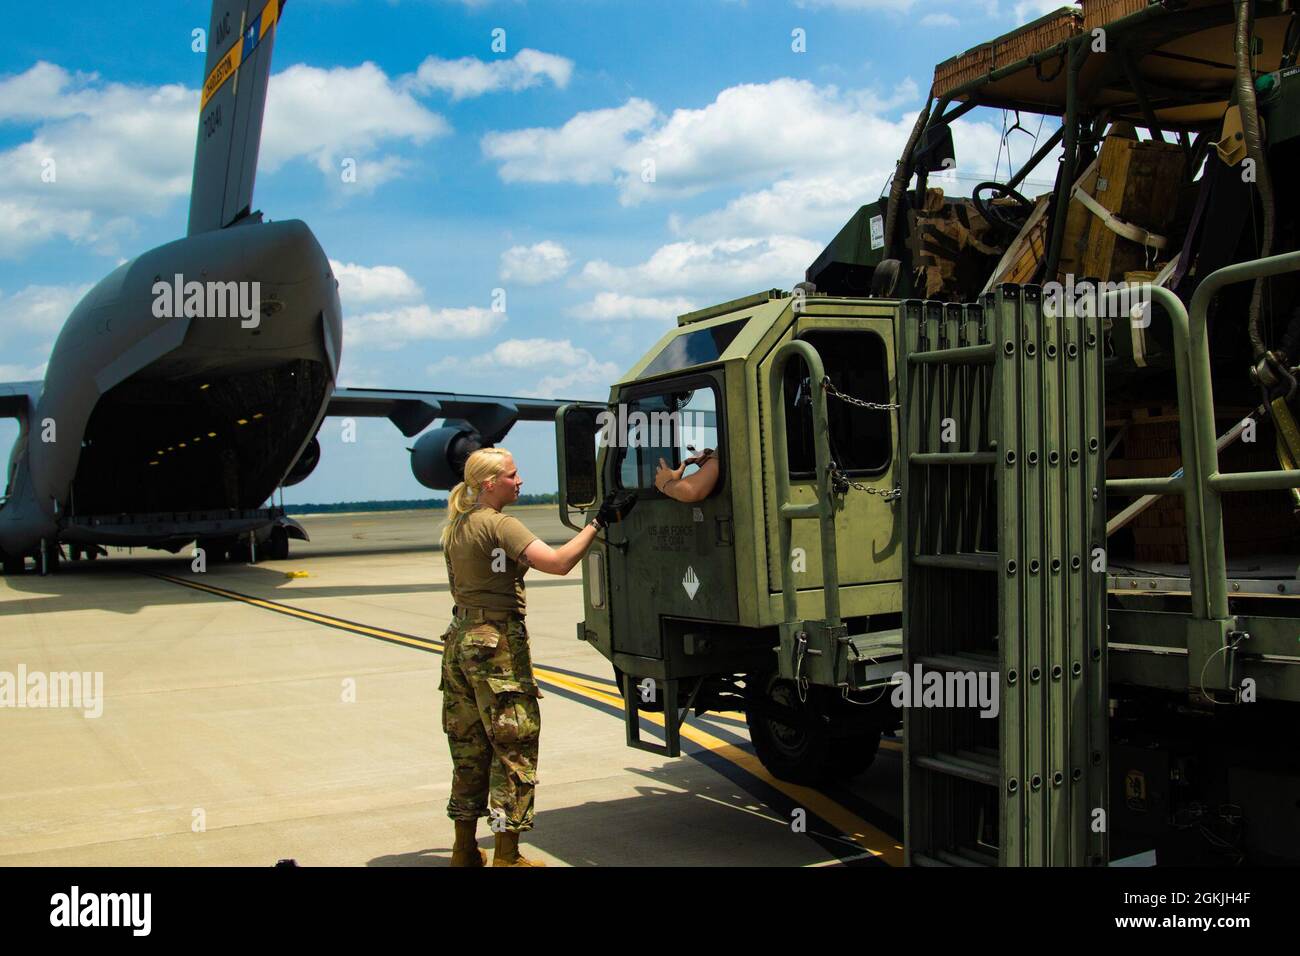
[0,506,902,867]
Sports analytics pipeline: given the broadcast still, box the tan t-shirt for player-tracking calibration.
[443,507,538,613]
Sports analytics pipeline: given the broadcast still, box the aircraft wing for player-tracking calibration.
[0,382,41,420]
[324,387,585,442]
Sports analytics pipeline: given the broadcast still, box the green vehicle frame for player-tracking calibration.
[555,1,1300,865]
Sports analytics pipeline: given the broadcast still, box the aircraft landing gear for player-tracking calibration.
[38,540,62,576]
[267,526,290,561]
[228,533,261,564]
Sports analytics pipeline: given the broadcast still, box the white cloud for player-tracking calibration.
[0,62,447,254]
[499,241,571,284]
[674,172,887,239]
[480,75,1062,247]
[673,112,1058,243]
[534,363,619,398]
[1013,0,1071,21]
[330,259,506,355]
[621,79,922,205]
[410,49,573,100]
[795,0,916,8]
[481,79,932,207]
[570,292,697,324]
[335,361,382,389]
[345,304,505,350]
[0,62,109,121]
[0,65,194,254]
[481,98,658,186]
[919,13,960,27]
[0,283,92,342]
[580,235,822,297]
[330,260,422,305]
[486,81,1061,342]
[429,337,618,398]
[477,338,599,369]
[261,62,449,181]
[0,362,46,381]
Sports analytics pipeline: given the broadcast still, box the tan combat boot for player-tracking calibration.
[491,830,545,867]
[450,819,486,867]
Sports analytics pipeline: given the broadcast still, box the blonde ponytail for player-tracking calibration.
[440,446,513,550]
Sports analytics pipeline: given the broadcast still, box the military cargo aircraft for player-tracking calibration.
[0,0,566,575]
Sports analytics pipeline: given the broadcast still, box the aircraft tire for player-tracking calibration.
[268,527,290,561]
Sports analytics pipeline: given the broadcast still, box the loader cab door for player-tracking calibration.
[604,369,738,663]
[760,319,902,597]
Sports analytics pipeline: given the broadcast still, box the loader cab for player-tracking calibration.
[557,290,906,663]
[605,372,737,653]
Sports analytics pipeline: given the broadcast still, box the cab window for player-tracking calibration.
[784,329,891,478]
[613,385,720,493]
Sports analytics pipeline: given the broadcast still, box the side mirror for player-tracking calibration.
[916,124,956,174]
[555,404,602,530]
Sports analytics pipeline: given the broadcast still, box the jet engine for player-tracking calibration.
[410,424,483,490]
[281,435,321,487]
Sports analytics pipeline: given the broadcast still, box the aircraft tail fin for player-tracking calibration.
[187,0,285,235]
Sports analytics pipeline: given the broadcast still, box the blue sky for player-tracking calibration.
[0,0,1064,503]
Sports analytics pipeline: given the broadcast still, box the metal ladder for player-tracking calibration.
[899,286,1108,866]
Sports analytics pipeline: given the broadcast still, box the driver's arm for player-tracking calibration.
[660,456,719,503]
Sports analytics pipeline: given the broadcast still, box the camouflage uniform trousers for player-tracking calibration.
[440,613,543,833]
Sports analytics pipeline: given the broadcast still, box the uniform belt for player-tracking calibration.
[453,605,520,623]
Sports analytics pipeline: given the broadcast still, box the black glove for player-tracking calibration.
[595,490,638,528]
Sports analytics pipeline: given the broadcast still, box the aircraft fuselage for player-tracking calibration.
[0,218,341,559]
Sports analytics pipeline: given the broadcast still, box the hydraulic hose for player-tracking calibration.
[1235,0,1276,362]
[885,95,932,261]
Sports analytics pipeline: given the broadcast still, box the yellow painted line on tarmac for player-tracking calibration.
[146,569,903,865]
[146,571,447,653]
[552,672,748,722]
[538,666,903,865]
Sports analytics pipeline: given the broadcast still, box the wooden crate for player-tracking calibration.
[1080,135,1184,280]
[934,7,1082,97]
[992,196,1052,286]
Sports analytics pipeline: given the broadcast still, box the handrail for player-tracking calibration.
[767,340,842,628]
[1093,285,1211,619]
[1188,251,1300,619]
[1096,250,1300,622]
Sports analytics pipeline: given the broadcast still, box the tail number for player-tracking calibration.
[203,104,223,140]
